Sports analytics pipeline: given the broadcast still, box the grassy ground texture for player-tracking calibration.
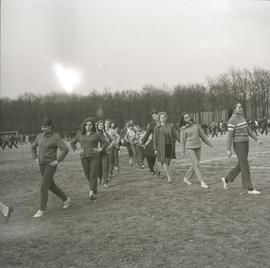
[1,135,270,268]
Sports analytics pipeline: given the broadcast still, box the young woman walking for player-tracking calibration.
[124,122,139,167]
[31,118,70,218]
[110,121,121,172]
[70,117,107,200]
[96,120,114,188]
[180,113,213,189]
[221,103,262,194]
[104,119,121,179]
[153,112,180,182]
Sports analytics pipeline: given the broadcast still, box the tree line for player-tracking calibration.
[1,67,270,134]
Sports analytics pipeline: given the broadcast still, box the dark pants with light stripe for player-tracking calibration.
[39,164,67,210]
[225,141,254,190]
[81,157,99,194]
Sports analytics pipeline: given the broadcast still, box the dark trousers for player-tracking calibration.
[98,153,109,184]
[126,143,133,157]
[261,126,268,135]
[145,155,156,172]
[81,157,99,194]
[225,142,254,190]
[113,147,119,168]
[136,145,145,166]
[108,147,115,176]
[39,164,67,210]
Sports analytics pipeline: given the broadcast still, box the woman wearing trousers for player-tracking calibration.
[70,117,107,200]
[31,118,70,218]
[221,103,262,194]
[142,111,161,175]
[104,119,120,179]
[180,113,213,189]
[96,120,114,187]
[153,112,180,182]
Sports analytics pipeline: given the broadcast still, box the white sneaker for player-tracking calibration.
[248,189,261,195]
[221,177,228,190]
[88,191,94,198]
[63,197,71,209]
[201,181,209,189]
[183,177,192,186]
[33,210,44,218]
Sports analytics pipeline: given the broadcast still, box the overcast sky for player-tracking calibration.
[1,0,270,98]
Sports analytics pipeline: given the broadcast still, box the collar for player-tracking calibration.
[44,131,53,137]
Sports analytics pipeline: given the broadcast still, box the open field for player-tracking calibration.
[1,135,270,268]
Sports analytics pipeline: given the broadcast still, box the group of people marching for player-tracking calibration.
[1,102,263,222]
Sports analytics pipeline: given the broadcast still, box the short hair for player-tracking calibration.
[41,117,53,128]
[158,112,168,120]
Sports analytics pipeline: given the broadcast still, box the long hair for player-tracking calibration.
[179,112,194,128]
[80,117,96,135]
[110,120,117,129]
[228,102,239,120]
[96,120,104,133]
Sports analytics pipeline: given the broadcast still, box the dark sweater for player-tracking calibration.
[70,132,107,158]
[31,132,69,164]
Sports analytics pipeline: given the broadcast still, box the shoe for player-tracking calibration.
[4,206,13,224]
[115,167,120,172]
[89,194,96,201]
[183,177,192,186]
[201,181,209,189]
[140,165,145,169]
[221,177,228,190]
[89,191,96,200]
[33,210,44,218]
[103,183,109,188]
[63,197,71,209]
[167,178,172,183]
[151,171,155,175]
[248,189,261,195]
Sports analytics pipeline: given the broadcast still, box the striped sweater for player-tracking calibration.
[227,114,258,150]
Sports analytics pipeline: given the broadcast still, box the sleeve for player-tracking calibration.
[172,125,180,143]
[247,126,258,141]
[56,135,69,162]
[141,125,152,145]
[99,133,108,150]
[180,128,186,154]
[31,135,39,160]
[198,126,212,146]
[227,119,235,151]
[70,133,80,151]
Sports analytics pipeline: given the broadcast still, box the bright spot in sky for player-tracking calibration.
[53,63,81,94]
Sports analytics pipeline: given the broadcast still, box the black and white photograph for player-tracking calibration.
[1,0,270,267]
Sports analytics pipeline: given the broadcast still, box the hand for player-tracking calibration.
[226,150,231,159]
[49,160,58,167]
[154,150,158,155]
[76,149,84,155]
[34,158,39,165]
[257,139,262,145]
[93,148,102,153]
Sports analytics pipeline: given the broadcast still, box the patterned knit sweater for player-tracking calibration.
[227,114,258,150]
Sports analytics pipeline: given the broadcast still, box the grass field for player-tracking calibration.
[1,135,270,268]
